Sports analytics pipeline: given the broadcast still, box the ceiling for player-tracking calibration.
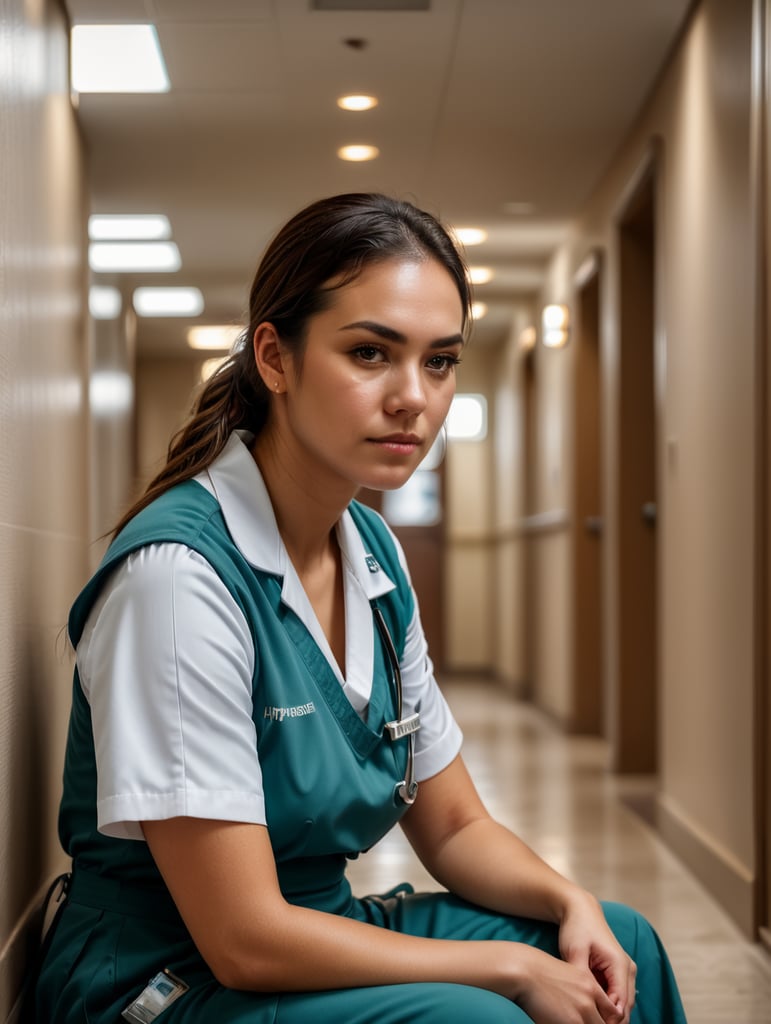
[64,0,694,357]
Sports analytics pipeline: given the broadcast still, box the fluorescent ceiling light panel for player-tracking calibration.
[454,227,488,246]
[469,266,493,285]
[133,287,204,317]
[89,214,171,240]
[71,24,170,93]
[89,285,122,320]
[187,324,243,350]
[89,241,181,272]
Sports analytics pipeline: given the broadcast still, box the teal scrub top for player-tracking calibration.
[59,477,418,912]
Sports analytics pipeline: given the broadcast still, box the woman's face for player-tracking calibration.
[277,257,465,495]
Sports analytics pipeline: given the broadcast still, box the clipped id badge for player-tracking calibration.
[121,968,188,1023]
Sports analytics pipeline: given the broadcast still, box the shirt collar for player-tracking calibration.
[201,431,396,602]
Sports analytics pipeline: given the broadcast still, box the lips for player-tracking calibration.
[369,433,423,453]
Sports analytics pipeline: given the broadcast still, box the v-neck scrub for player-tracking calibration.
[75,432,462,840]
[33,431,688,1024]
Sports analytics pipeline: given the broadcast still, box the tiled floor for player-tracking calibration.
[346,678,771,1023]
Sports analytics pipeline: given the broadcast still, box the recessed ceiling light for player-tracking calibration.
[187,324,243,350]
[133,287,204,317]
[89,285,122,320]
[469,266,493,285]
[337,144,379,161]
[454,227,488,246]
[71,25,170,93]
[89,242,181,272]
[337,94,378,111]
[89,214,171,241]
[471,301,488,320]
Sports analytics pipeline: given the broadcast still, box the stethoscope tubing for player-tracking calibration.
[373,606,419,805]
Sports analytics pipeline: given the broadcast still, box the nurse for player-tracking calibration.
[34,193,687,1024]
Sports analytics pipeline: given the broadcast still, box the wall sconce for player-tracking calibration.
[518,325,537,353]
[542,303,570,348]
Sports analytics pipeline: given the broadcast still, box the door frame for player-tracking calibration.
[752,0,770,946]
[612,141,662,775]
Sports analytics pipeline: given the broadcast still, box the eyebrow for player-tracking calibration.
[340,320,465,349]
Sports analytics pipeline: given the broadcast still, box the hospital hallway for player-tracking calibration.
[347,678,771,1023]
[6,0,771,1020]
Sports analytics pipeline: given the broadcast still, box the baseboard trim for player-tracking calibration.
[657,792,756,937]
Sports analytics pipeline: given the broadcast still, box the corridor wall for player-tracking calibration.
[0,0,88,1016]
[492,0,758,934]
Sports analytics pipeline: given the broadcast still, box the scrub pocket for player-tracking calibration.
[36,902,119,1024]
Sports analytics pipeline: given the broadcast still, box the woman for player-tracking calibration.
[35,194,687,1023]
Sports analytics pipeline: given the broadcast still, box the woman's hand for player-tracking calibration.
[556,890,637,1024]
[506,943,630,1024]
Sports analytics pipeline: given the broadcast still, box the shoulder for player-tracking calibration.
[70,481,240,646]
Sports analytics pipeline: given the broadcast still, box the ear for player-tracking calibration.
[253,322,288,394]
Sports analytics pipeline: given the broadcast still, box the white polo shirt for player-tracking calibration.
[78,432,462,840]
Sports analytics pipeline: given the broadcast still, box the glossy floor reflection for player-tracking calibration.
[346,678,771,1023]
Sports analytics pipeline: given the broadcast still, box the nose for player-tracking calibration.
[384,363,427,417]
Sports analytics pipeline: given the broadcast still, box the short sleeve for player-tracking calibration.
[77,543,266,840]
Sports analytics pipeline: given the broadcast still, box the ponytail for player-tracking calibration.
[111,342,268,537]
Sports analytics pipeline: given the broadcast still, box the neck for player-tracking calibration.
[250,427,357,572]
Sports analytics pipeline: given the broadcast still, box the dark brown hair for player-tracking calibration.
[114,192,471,536]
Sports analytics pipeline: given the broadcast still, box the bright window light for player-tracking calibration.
[471,301,487,320]
[89,285,122,320]
[89,214,171,240]
[89,242,181,272]
[187,324,243,350]
[71,25,170,93]
[469,266,493,285]
[447,394,487,441]
[337,144,379,161]
[337,94,378,111]
[453,227,488,246]
[133,287,204,317]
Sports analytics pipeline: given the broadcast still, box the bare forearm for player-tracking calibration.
[417,815,582,923]
[218,901,517,995]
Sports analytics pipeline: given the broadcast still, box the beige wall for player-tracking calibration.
[136,356,207,487]
[0,0,89,1016]
[489,0,758,932]
[444,344,496,671]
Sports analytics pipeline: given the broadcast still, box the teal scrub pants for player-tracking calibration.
[39,882,687,1023]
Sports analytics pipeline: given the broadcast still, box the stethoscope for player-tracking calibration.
[373,606,420,805]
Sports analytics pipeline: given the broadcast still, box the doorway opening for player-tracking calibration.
[616,165,659,773]
[571,256,604,735]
